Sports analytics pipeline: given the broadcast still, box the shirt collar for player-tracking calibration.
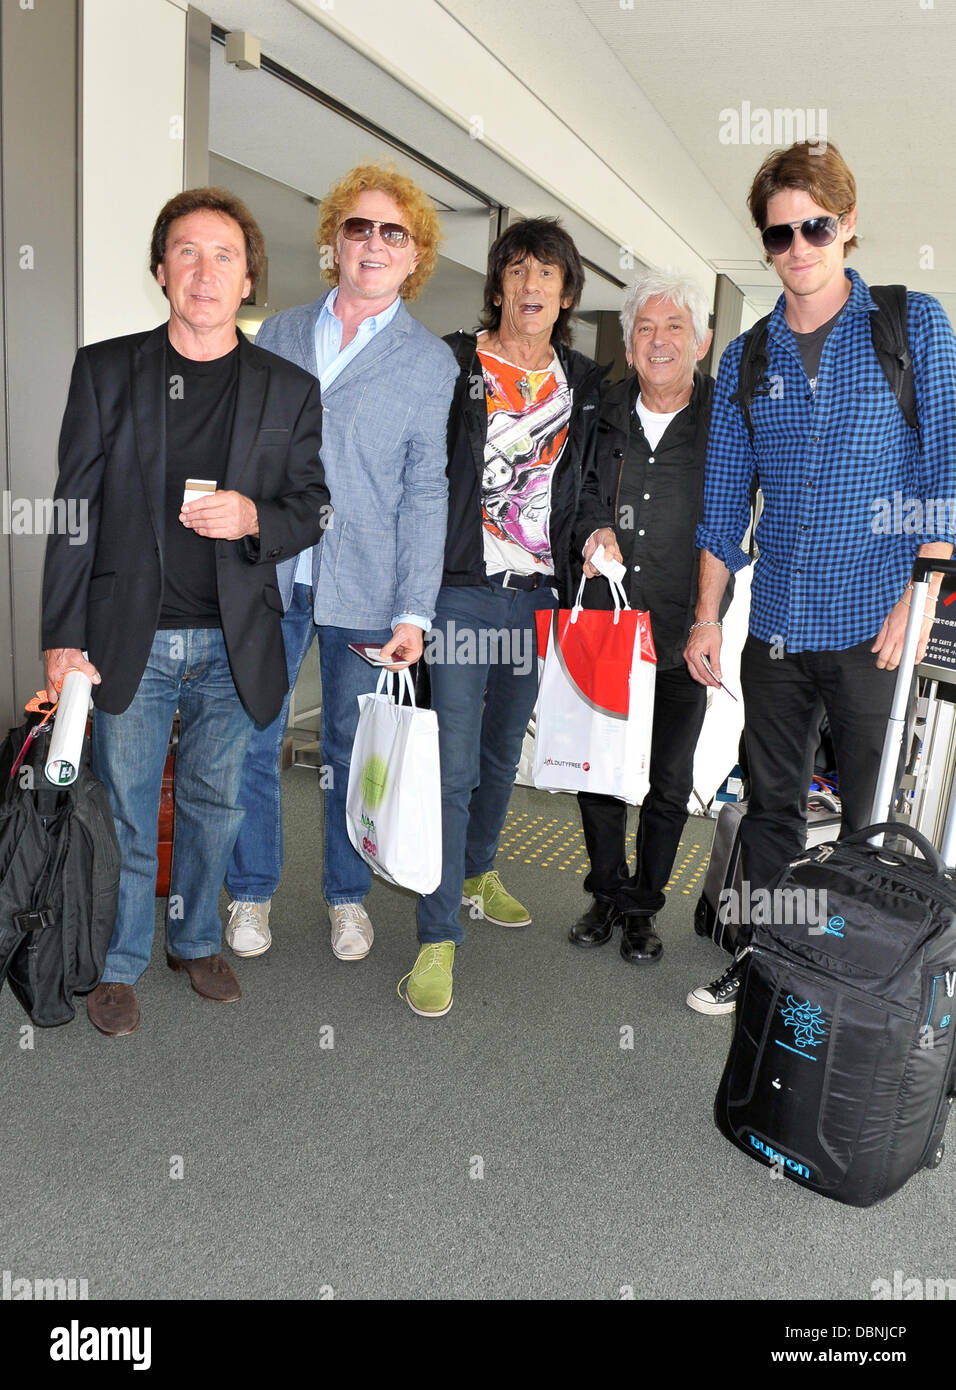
[320,287,402,335]
[767,265,869,347]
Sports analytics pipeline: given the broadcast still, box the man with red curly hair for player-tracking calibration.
[224,164,457,965]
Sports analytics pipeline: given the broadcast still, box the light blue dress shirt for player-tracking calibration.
[294,288,399,581]
[293,290,426,629]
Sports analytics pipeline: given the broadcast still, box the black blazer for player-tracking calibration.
[41,325,330,724]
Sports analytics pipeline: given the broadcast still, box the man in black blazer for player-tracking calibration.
[41,187,329,1036]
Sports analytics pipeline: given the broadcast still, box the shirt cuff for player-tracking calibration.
[695,525,752,574]
[392,612,431,633]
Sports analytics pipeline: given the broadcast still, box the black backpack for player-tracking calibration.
[0,715,120,1027]
[715,823,956,1206]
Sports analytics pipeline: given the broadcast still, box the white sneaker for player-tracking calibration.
[225,899,272,958]
[329,903,374,961]
[686,959,743,1015]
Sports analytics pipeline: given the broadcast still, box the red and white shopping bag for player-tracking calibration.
[532,577,656,804]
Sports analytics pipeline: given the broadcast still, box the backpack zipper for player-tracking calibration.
[749,946,917,1022]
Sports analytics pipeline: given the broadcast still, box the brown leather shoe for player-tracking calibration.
[166,952,241,1002]
[87,981,140,1036]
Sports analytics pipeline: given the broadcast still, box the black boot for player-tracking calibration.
[620,914,662,963]
[569,896,620,948]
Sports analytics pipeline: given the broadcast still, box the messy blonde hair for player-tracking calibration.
[316,163,442,300]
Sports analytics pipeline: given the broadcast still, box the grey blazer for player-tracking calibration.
[257,293,458,629]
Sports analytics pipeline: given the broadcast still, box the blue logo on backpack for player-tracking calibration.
[775,996,828,1060]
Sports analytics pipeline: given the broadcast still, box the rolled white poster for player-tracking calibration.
[44,669,93,786]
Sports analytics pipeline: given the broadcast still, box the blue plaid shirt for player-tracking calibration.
[697,268,956,652]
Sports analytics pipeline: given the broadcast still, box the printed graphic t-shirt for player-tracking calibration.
[478,344,571,578]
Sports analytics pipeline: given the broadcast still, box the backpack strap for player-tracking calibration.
[868,284,918,434]
[730,313,771,445]
[730,317,770,556]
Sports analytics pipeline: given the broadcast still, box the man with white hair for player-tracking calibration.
[570,268,723,963]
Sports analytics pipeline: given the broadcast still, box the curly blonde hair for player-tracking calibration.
[316,163,442,301]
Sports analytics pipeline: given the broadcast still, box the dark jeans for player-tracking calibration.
[417,580,558,944]
[577,663,707,918]
[737,634,897,916]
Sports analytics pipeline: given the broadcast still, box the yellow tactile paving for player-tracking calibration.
[499,809,711,886]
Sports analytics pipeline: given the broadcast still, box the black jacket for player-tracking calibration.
[576,370,730,668]
[440,331,605,604]
[42,325,329,723]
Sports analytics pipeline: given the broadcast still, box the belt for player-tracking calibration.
[488,570,552,591]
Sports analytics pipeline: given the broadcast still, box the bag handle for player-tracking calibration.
[374,667,417,706]
[571,574,631,626]
[841,821,945,875]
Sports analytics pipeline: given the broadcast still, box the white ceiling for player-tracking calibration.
[574,0,956,318]
[204,0,956,323]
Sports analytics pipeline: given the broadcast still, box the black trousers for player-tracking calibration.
[738,634,897,902]
[577,663,708,918]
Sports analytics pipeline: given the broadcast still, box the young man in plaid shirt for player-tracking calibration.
[683,140,956,1015]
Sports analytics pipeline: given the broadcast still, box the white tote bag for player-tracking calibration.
[346,668,442,894]
[532,577,656,805]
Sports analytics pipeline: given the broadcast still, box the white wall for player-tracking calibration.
[82,0,187,344]
[739,301,764,332]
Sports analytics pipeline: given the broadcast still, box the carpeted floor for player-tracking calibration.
[1,772,953,1300]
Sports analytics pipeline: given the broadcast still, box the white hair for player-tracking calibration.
[619,268,711,348]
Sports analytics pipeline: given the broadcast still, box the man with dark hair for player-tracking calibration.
[398,217,604,1017]
[479,216,586,348]
[684,141,956,1015]
[42,187,329,1035]
[148,185,267,288]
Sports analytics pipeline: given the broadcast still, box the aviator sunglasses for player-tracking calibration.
[761,214,846,257]
[339,217,412,248]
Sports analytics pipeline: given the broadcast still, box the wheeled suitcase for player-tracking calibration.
[714,558,956,1205]
[156,719,179,896]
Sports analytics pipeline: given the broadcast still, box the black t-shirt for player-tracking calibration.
[159,339,239,629]
[792,306,844,390]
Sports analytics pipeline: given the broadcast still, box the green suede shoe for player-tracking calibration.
[399,942,455,1017]
[462,870,532,926]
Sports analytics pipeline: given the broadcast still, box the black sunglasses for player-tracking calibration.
[340,217,412,248]
[761,214,845,257]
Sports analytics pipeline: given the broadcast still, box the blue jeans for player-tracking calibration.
[417,581,558,944]
[316,621,394,905]
[92,627,254,985]
[227,584,317,901]
[226,584,393,906]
